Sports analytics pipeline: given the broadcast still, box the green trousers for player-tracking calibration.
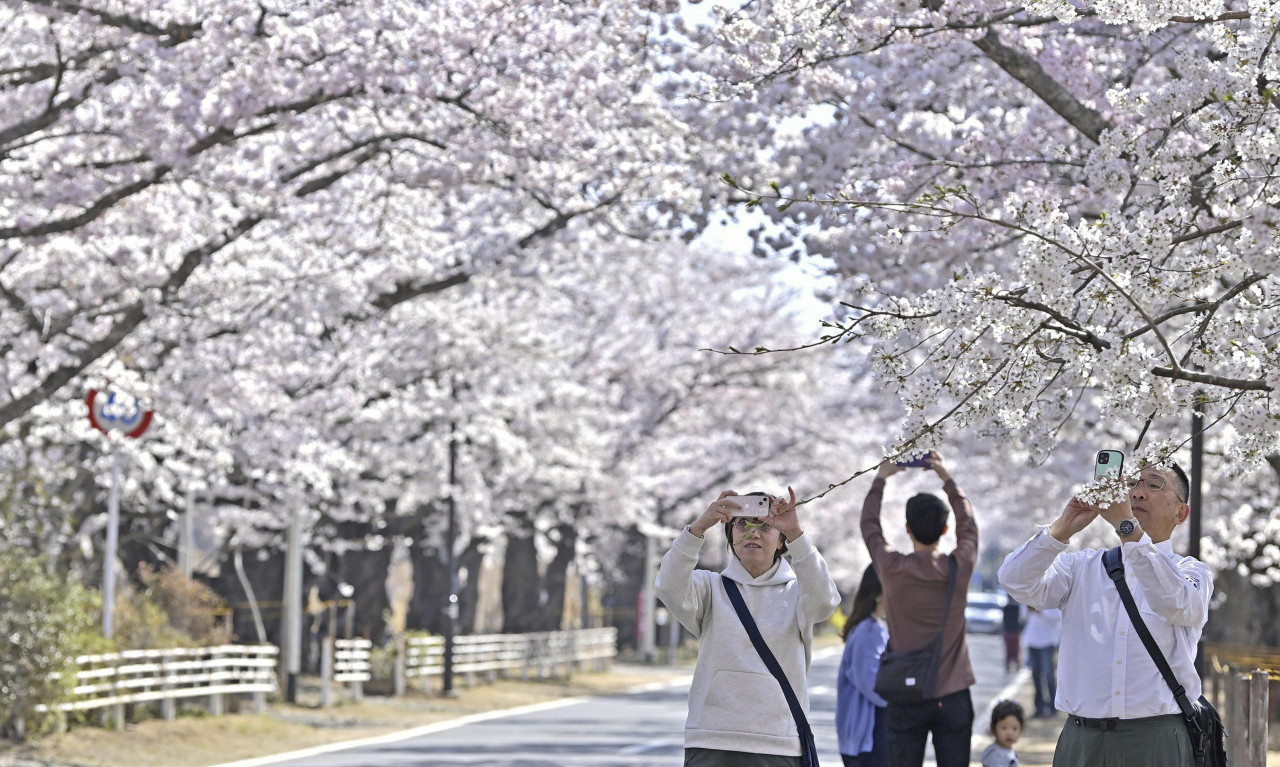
[684,747,801,767]
[1052,713,1193,767]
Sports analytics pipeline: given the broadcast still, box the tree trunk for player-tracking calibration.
[407,537,449,634]
[538,523,576,631]
[501,511,541,634]
[333,547,393,641]
[457,535,487,635]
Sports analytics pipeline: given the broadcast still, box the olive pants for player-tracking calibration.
[1053,713,1193,767]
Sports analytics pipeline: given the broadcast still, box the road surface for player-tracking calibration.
[218,633,1024,767]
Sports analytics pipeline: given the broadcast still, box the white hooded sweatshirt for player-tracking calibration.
[655,527,841,756]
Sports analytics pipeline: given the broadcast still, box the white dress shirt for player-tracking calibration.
[998,527,1212,719]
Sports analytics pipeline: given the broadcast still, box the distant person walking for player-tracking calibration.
[836,564,890,767]
[1023,605,1062,718]
[657,488,841,766]
[860,450,978,767]
[1001,598,1024,673]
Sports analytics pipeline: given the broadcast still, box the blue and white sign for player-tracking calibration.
[86,388,153,438]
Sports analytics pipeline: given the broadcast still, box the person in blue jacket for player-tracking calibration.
[836,564,890,766]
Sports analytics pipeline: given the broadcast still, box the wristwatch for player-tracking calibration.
[1116,518,1138,536]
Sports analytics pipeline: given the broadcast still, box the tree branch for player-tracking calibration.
[973,29,1111,143]
[1150,366,1271,391]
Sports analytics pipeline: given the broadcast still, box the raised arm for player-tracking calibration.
[1123,540,1212,628]
[654,491,739,636]
[770,487,841,625]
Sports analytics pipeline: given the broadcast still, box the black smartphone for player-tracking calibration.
[1094,450,1124,481]
[895,455,929,468]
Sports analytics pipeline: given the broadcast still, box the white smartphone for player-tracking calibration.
[724,495,771,517]
[1094,450,1125,481]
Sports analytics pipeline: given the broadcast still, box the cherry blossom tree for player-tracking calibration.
[661,0,1280,586]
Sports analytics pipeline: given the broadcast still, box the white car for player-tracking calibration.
[964,591,1007,634]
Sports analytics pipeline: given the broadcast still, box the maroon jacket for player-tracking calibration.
[860,477,978,698]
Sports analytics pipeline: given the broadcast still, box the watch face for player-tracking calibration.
[1118,519,1136,536]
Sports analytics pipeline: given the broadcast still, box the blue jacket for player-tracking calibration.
[835,616,889,756]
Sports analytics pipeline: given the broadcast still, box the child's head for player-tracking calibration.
[990,699,1024,749]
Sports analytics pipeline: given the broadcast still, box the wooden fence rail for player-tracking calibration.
[1204,643,1278,767]
[393,627,617,695]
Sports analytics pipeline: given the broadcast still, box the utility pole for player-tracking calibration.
[1190,390,1205,561]
[102,457,122,639]
[282,505,302,703]
[442,383,459,698]
[1190,390,1205,675]
[181,487,196,579]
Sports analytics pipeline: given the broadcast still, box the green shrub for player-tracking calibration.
[0,549,105,739]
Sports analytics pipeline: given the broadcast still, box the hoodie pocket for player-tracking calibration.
[692,670,794,737]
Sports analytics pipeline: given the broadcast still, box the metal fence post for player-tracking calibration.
[320,636,333,708]
[394,634,406,697]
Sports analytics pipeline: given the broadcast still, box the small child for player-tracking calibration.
[981,699,1024,767]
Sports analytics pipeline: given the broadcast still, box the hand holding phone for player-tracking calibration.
[723,495,771,517]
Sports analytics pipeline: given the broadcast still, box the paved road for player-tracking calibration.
[221,633,1023,767]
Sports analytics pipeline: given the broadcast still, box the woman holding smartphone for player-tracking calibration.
[656,487,841,767]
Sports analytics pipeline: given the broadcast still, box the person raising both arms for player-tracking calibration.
[657,487,841,767]
[998,459,1211,767]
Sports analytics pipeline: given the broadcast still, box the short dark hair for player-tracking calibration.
[905,493,948,545]
[723,492,786,563]
[990,699,1024,734]
[1168,461,1189,503]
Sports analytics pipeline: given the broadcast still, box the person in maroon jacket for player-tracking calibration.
[860,450,978,767]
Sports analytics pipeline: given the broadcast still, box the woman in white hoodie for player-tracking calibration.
[656,488,842,767]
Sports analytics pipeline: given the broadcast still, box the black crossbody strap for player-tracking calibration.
[1102,546,1199,723]
[721,576,814,741]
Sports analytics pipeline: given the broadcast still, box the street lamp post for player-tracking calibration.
[442,405,459,698]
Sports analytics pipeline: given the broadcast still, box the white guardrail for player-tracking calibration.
[39,644,277,728]
[28,628,617,725]
[393,627,617,694]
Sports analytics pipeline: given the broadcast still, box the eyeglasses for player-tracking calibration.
[733,518,773,534]
[1125,476,1186,502]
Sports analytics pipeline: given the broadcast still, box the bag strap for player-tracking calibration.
[1101,546,1199,724]
[721,576,814,742]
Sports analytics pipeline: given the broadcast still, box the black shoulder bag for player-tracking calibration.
[873,554,956,705]
[1102,546,1228,767]
[721,576,820,767]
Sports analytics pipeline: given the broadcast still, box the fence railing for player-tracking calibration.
[394,627,617,694]
[26,628,617,725]
[38,644,278,730]
[1203,643,1277,767]
[320,637,371,706]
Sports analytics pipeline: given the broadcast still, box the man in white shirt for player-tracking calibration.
[997,461,1211,767]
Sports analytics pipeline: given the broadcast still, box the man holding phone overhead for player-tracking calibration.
[860,450,978,767]
[998,452,1212,767]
